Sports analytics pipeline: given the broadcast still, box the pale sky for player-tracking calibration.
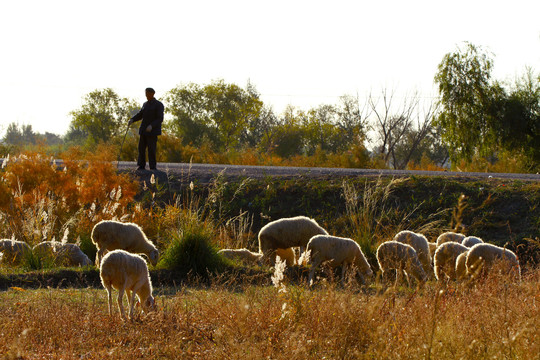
[1,0,539,136]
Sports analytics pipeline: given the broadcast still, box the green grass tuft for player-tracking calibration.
[158,225,229,276]
[21,251,55,271]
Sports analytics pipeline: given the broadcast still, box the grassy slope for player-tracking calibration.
[1,175,538,289]
[209,175,539,265]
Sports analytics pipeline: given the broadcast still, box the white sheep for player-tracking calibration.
[462,236,484,248]
[376,241,427,287]
[0,239,31,265]
[305,235,373,286]
[91,220,159,267]
[33,241,92,267]
[455,251,469,281]
[392,230,432,275]
[218,248,263,265]
[99,249,156,320]
[258,216,328,265]
[433,242,469,281]
[465,243,520,280]
[436,231,466,247]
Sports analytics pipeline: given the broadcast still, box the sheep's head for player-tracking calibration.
[144,296,156,312]
[407,257,428,283]
[149,249,159,266]
[365,266,374,280]
[81,255,93,267]
[136,295,156,314]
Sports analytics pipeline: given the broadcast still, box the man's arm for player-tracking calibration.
[129,103,145,124]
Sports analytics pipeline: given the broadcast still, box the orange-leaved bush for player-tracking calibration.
[0,147,139,244]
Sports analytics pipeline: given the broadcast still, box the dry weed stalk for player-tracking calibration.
[451,193,468,232]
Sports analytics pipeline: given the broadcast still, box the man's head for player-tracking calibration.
[145,87,155,101]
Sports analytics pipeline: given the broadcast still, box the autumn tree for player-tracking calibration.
[434,42,501,163]
[435,42,539,169]
[303,95,370,155]
[65,88,138,148]
[2,123,36,146]
[497,68,540,166]
[165,80,264,151]
[269,105,306,158]
[335,94,370,148]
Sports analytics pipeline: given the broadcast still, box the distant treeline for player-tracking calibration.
[2,43,538,173]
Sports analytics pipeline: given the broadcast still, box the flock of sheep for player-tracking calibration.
[0,216,522,321]
[222,216,520,288]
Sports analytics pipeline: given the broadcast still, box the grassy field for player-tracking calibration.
[1,270,539,360]
[1,153,539,359]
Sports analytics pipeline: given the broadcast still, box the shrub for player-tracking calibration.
[158,224,229,276]
[21,250,55,271]
[0,147,138,248]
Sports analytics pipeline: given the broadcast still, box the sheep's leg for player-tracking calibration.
[129,279,145,319]
[394,269,401,288]
[117,287,127,321]
[298,246,306,261]
[308,258,322,287]
[106,284,113,316]
[404,270,412,287]
[434,263,442,281]
[128,289,138,320]
[126,289,133,313]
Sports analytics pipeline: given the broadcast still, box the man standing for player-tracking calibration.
[129,88,164,171]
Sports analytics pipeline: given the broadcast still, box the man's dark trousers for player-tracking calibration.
[138,134,158,169]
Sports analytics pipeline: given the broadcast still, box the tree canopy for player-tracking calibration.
[435,42,539,169]
[66,88,138,147]
[165,80,264,151]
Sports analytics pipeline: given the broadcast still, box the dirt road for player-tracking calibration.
[115,161,540,186]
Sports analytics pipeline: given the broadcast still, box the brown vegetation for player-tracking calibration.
[1,270,538,359]
[0,148,538,359]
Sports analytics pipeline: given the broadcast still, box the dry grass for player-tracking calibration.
[1,149,539,359]
[1,269,538,360]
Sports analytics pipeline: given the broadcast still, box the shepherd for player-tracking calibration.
[128,87,164,171]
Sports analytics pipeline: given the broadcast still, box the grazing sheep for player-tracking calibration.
[433,242,469,281]
[91,220,159,267]
[436,231,466,247]
[33,241,92,267]
[455,251,469,281]
[0,239,31,265]
[393,230,432,275]
[466,243,520,280]
[258,216,328,265]
[376,241,427,286]
[100,249,155,320]
[218,248,263,265]
[462,236,484,248]
[306,235,373,286]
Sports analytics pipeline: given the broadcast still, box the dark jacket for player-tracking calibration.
[130,98,164,136]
